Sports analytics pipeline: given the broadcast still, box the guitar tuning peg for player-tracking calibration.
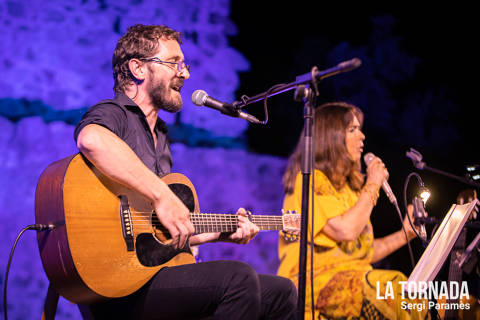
[292,210,298,214]
[281,209,285,214]
[283,233,298,242]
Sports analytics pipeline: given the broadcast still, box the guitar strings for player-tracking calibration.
[126,215,284,228]
[124,213,287,232]
[128,214,283,221]
[128,211,285,218]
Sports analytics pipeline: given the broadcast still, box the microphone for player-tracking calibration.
[412,196,428,241]
[316,58,362,80]
[363,152,398,205]
[191,90,262,124]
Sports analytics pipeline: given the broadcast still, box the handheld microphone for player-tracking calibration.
[363,152,398,205]
[191,90,261,124]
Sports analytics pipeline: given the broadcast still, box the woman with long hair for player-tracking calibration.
[278,102,427,319]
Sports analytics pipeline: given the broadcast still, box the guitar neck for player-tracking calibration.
[190,213,283,233]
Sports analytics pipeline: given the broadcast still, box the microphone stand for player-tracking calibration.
[294,80,317,320]
[422,165,480,188]
[233,58,362,320]
[406,148,480,188]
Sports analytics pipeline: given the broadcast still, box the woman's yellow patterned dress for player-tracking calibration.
[278,170,428,320]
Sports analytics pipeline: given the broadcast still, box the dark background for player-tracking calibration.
[229,4,479,276]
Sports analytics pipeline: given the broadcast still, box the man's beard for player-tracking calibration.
[148,76,183,113]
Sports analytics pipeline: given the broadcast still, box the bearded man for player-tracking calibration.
[74,24,297,320]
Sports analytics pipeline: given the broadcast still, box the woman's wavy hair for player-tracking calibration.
[283,102,365,194]
[113,24,182,93]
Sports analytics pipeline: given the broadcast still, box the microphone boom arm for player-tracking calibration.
[232,58,362,109]
[406,148,480,188]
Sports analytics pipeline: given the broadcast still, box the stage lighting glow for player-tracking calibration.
[419,186,431,204]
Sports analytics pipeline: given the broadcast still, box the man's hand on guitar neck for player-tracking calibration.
[189,208,260,245]
[224,208,260,244]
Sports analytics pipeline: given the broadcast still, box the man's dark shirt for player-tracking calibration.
[74,92,172,175]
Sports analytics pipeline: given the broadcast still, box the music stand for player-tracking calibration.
[407,200,478,285]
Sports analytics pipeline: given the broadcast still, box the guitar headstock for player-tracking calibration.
[282,210,300,242]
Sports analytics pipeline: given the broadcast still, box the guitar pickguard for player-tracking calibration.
[136,233,192,267]
[135,182,196,267]
[168,183,197,212]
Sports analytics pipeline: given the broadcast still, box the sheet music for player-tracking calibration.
[407,199,477,286]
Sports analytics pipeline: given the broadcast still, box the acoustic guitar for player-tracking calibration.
[35,153,300,304]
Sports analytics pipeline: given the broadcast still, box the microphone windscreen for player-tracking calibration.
[337,58,362,72]
[192,90,208,106]
[363,152,375,165]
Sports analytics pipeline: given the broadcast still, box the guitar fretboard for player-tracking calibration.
[190,213,284,233]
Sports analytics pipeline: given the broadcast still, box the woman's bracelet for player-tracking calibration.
[362,181,380,206]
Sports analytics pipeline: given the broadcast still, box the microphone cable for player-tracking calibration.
[403,173,428,243]
[235,83,288,125]
[3,224,53,320]
[364,153,416,269]
[393,199,416,270]
[402,176,442,320]
[400,172,428,270]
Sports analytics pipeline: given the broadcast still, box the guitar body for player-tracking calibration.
[35,154,197,304]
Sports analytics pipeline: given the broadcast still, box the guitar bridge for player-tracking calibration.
[119,195,134,251]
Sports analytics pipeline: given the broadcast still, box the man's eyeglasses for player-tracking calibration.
[140,57,190,73]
